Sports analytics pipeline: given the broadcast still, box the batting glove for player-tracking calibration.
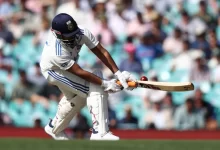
[114,70,129,89]
[121,71,137,90]
[101,79,122,93]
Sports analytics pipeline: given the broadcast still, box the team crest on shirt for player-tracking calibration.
[76,45,82,49]
[72,34,83,49]
[66,20,73,31]
[74,34,82,43]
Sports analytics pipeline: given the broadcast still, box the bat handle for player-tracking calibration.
[116,81,138,87]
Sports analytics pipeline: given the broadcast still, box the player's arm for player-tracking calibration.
[91,43,129,88]
[91,43,119,74]
[67,63,121,92]
[67,63,102,85]
[53,55,103,85]
[84,28,129,88]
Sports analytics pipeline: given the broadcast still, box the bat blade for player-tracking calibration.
[116,81,194,91]
[136,81,194,91]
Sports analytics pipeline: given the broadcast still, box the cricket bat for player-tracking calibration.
[116,81,194,92]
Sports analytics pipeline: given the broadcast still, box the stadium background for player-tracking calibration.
[1,0,220,143]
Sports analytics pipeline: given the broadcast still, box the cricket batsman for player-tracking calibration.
[40,13,136,140]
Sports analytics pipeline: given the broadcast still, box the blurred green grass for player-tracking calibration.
[0,139,220,150]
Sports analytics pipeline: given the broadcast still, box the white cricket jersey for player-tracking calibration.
[40,26,99,79]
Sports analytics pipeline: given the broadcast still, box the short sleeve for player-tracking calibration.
[51,55,75,70]
[83,28,99,49]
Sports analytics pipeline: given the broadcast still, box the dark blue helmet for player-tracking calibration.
[51,13,82,48]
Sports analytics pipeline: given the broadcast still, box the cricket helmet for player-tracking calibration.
[51,13,82,48]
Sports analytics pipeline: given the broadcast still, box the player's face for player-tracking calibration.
[61,32,83,48]
[61,35,78,48]
[52,28,82,48]
[62,35,74,41]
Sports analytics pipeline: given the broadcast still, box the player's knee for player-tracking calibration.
[59,96,85,112]
[68,95,86,108]
[74,96,86,108]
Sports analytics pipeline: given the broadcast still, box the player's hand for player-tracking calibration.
[101,79,122,93]
[122,71,137,82]
[114,70,128,89]
[121,71,137,90]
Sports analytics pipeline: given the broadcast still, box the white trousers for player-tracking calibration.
[47,69,90,99]
[45,69,109,135]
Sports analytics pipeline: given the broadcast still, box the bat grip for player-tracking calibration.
[116,81,137,87]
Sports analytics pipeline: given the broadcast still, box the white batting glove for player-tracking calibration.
[114,70,128,89]
[101,79,122,93]
[121,71,137,81]
[121,71,137,91]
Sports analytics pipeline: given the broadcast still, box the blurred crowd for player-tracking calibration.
[1,0,220,138]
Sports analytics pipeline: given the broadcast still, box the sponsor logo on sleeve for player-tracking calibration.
[61,62,68,67]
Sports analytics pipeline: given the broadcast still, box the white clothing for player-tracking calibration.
[40,26,98,98]
[171,51,193,70]
[108,13,127,38]
[212,65,220,82]
[40,26,99,79]
[163,37,183,55]
[56,2,90,27]
[40,25,114,139]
